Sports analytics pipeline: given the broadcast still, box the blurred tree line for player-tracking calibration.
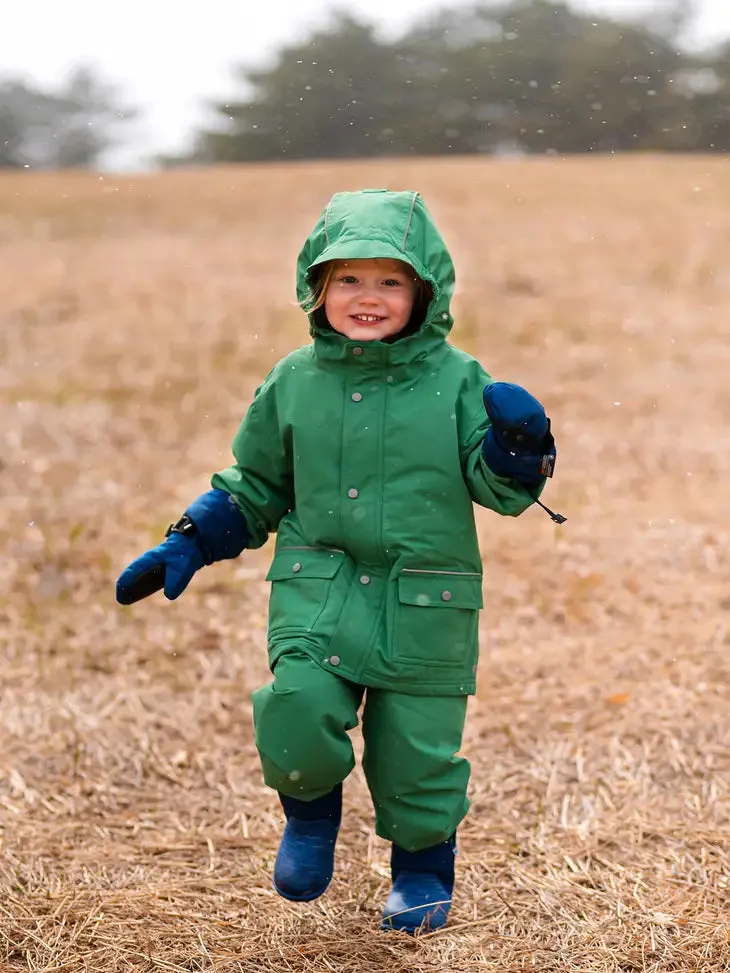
[0,68,133,168]
[190,0,730,162]
[3,0,730,168]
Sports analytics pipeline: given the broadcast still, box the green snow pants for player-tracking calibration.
[251,652,471,852]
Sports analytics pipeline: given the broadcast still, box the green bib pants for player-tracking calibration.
[252,652,471,853]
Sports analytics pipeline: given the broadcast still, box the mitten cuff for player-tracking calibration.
[185,489,250,562]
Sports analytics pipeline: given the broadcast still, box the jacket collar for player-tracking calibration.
[311,321,449,370]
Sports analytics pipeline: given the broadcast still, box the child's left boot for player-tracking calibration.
[273,784,342,902]
[380,834,456,934]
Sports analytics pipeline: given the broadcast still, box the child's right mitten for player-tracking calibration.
[116,488,249,604]
[482,382,556,486]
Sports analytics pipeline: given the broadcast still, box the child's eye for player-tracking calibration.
[383,278,404,287]
[338,275,358,284]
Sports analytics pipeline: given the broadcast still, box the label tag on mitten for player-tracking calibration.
[540,453,555,478]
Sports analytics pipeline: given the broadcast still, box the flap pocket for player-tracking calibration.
[398,569,483,610]
[266,547,345,583]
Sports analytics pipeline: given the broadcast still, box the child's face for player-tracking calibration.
[324,258,419,342]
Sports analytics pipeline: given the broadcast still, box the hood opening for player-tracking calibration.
[306,264,434,343]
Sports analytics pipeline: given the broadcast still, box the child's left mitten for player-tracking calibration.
[482,382,556,486]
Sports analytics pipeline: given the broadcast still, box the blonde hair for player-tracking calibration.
[302,262,338,314]
[302,260,432,315]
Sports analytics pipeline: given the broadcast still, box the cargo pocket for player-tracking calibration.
[266,547,347,638]
[395,569,483,666]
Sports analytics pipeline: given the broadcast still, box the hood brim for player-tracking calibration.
[306,240,435,291]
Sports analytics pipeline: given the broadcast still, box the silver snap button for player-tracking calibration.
[441,590,452,602]
[351,392,363,402]
[352,347,363,356]
[360,575,371,585]
[386,376,394,383]
[348,488,359,499]
[329,655,341,666]
[292,562,302,573]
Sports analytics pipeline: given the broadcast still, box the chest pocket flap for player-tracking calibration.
[398,570,483,610]
[266,547,345,582]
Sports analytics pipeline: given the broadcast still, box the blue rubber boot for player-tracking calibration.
[381,834,456,934]
[273,785,342,902]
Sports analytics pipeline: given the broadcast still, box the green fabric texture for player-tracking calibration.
[251,653,470,851]
[212,189,539,696]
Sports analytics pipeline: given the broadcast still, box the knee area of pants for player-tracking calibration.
[254,679,341,725]
[258,742,349,793]
[254,691,354,794]
[256,724,339,779]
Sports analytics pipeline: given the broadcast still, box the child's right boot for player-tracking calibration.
[273,784,342,901]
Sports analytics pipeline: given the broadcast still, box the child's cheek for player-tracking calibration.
[400,295,415,319]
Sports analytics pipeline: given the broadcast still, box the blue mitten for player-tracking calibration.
[117,531,206,604]
[116,488,249,604]
[482,382,556,487]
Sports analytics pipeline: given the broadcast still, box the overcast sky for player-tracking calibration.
[2,0,729,168]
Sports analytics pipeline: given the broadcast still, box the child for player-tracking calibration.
[117,190,560,934]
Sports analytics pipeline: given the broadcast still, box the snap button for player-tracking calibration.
[351,392,363,402]
[348,488,359,499]
[360,575,371,585]
[329,655,341,666]
[386,376,394,384]
[352,347,363,356]
[441,590,452,602]
[292,562,302,573]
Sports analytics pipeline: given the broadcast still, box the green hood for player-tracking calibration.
[296,190,456,345]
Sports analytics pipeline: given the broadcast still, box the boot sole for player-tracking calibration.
[380,915,450,935]
[380,898,452,934]
[272,876,332,902]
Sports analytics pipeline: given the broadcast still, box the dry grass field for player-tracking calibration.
[0,155,729,972]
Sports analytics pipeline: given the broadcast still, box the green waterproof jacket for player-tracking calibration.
[212,190,538,696]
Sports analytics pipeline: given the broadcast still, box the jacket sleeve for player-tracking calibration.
[458,362,543,517]
[210,367,294,548]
